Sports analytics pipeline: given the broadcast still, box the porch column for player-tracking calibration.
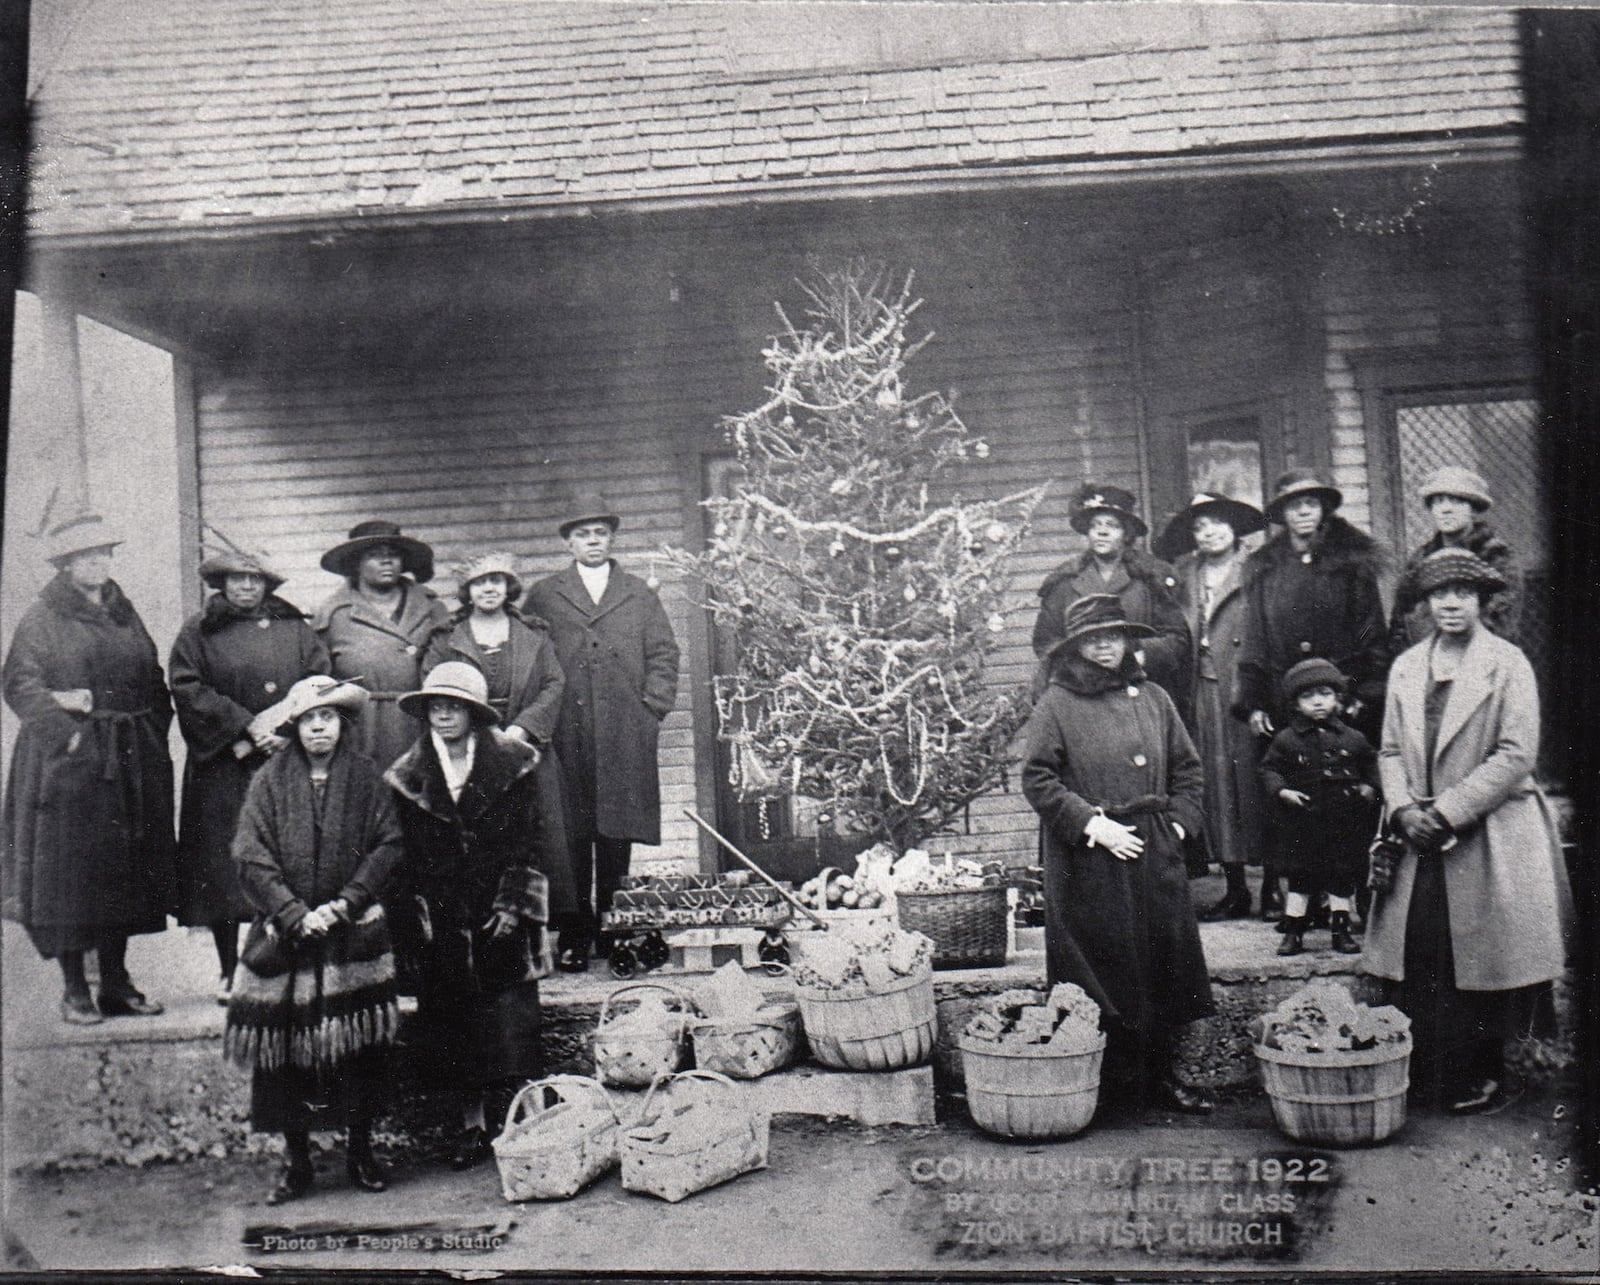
[37,299,90,515]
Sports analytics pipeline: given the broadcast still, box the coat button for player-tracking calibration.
[405,644,418,656]
[1299,641,1313,653]
[1301,552,1313,564]
[257,618,270,629]
[1126,686,1139,698]
[264,681,278,694]
[1133,753,1148,767]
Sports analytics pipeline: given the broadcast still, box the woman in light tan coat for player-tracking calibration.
[1362,549,1569,1114]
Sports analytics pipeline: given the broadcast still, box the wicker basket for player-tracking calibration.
[958,1033,1106,1139]
[895,886,1008,968]
[591,982,697,1089]
[491,1075,619,1202]
[1253,1035,1412,1146]
[795,966,936,1071]
[691,996,802,1080]
[620,1069,770,1203]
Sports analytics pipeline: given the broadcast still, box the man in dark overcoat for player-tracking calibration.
[523,494,680,970]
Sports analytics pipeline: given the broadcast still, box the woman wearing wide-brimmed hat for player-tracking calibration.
[1155,493,1269,920]
[423,551,576,914]
[1363,549,1570,1114]
[1020,594,1214,1118]
[1388,466,1523,655]
[169,546,330,1000]
[1032,483,1190,709]
[224,675,402,1205]
[1233,469,1391,917]
[312,520,452,775]
[386,662,572,1170]
[2,512,176,1024]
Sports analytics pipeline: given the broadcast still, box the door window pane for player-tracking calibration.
[1187,415,1265,510]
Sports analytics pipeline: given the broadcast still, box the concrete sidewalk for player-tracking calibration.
[6,1084,1595,1274]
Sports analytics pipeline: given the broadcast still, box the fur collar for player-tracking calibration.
[448,602,550,631]
[199,592,307,635]
[1038,546,1175,600]
[1048,650,1147,696]
[41,572,138,626]
[1413,518,1511,565]
[385,728,537,822]
[1245,514,1383,585]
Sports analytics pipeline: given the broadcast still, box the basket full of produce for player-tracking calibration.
[791,920,936,1071]
[688,961,803,1080]
[892,850,1008,969]
[957,984,1106,1138]
[1250,980,1413,1146]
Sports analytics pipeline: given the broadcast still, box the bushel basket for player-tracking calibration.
[591,982,697,1089]
[1253,1035,1412,1146]
[620,1069,770,1203]
[491,1075,619,1202]
[796,966,936,1071]
[958,1032,1106,1139]
[895,886,1007,969]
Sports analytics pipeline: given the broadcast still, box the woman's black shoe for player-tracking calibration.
[347,1152,389,1192]
[1200,890,1250,922]
[1329,911,1361,954]
[60,992,104,1025]
[1276,918,1307,957]
[1260,886,1285,922]
[265,1162,315,1205]
[1155,1078,1215,1115]
[557,946,589,973]
[449,1126,492,1170]
[97,982,164,1017]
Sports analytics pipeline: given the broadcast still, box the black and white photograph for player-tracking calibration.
[2,0,1597,1276]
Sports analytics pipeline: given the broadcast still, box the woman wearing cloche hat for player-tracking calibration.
[312,520,452,777]
[1233,468,1391,917]
[386,663,573,1169]
[1032,482,1191,709]
[169,543,330,1001]
[2,511,176,1024]
[1388,465,1522,654]
[1021,595,1215,1118]
[1155,493,1269,920]
[1363,548,1569,1115]
[224,673,402,1205]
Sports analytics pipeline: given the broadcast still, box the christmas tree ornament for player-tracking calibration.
[973,440,990,459]
[984,521,1006,542]
[902,584,918,602]
[828,539,845,557]
[884,545,903,561]
[986,612,1005,633]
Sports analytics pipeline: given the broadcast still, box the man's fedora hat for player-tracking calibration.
[557,492,620,540]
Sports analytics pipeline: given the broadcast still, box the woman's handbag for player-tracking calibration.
[1366,819,1405,895]
[240,920,302,978]
[240,903,390,978]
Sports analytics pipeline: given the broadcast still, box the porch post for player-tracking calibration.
[38,299,89,513]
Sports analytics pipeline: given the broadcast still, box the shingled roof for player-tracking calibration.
[26,0,1522,238]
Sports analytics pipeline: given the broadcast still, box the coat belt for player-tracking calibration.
[1091,793,1169,819]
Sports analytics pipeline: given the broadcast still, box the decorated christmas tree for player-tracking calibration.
[667,264,1047,852]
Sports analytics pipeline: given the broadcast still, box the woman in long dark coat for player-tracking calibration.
[223,675,402,1205]
[1234,470,1391,918]
[3,513,175,1024]
[1021,594,1214,1117]
[1032,483,1190,709]
[1363,549,1568,1114]
[169,550,329,998]
[423,550,573,907]
[1388,466,1522,654]
[1157,493,1269,919]
[386,663,571,1169]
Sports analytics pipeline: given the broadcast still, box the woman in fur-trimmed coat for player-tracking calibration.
[386,662,573,1170]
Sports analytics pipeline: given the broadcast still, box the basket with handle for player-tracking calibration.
[894,885,1008,968]
[619,1069,770,1203]
[689,966,802,1080]
[795,965,936,1071]
[491,1075,620,1202]
[958,1032,1106,1138]
[591,981,697,1089]
[1253,1034,1412,1146]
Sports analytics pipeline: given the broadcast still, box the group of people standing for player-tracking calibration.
[2,493,679,1202]
[1022,466,1569,1120]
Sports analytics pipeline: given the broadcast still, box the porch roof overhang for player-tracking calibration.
[24,130,1520,369]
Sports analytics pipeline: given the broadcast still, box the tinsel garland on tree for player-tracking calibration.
[666,264,1047,851]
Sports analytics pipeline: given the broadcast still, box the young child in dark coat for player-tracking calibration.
[1259,658,1380,956]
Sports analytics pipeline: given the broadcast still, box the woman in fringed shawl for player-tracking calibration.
[386,662,568,1171]
[223,675,402,1206]
[1021,594,1215,1120]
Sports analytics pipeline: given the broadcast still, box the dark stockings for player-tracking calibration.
[96,933,130,988]
[212,922,240,979]
[58,951,90,1001]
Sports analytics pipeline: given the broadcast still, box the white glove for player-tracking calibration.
[1084,813,1144,861]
